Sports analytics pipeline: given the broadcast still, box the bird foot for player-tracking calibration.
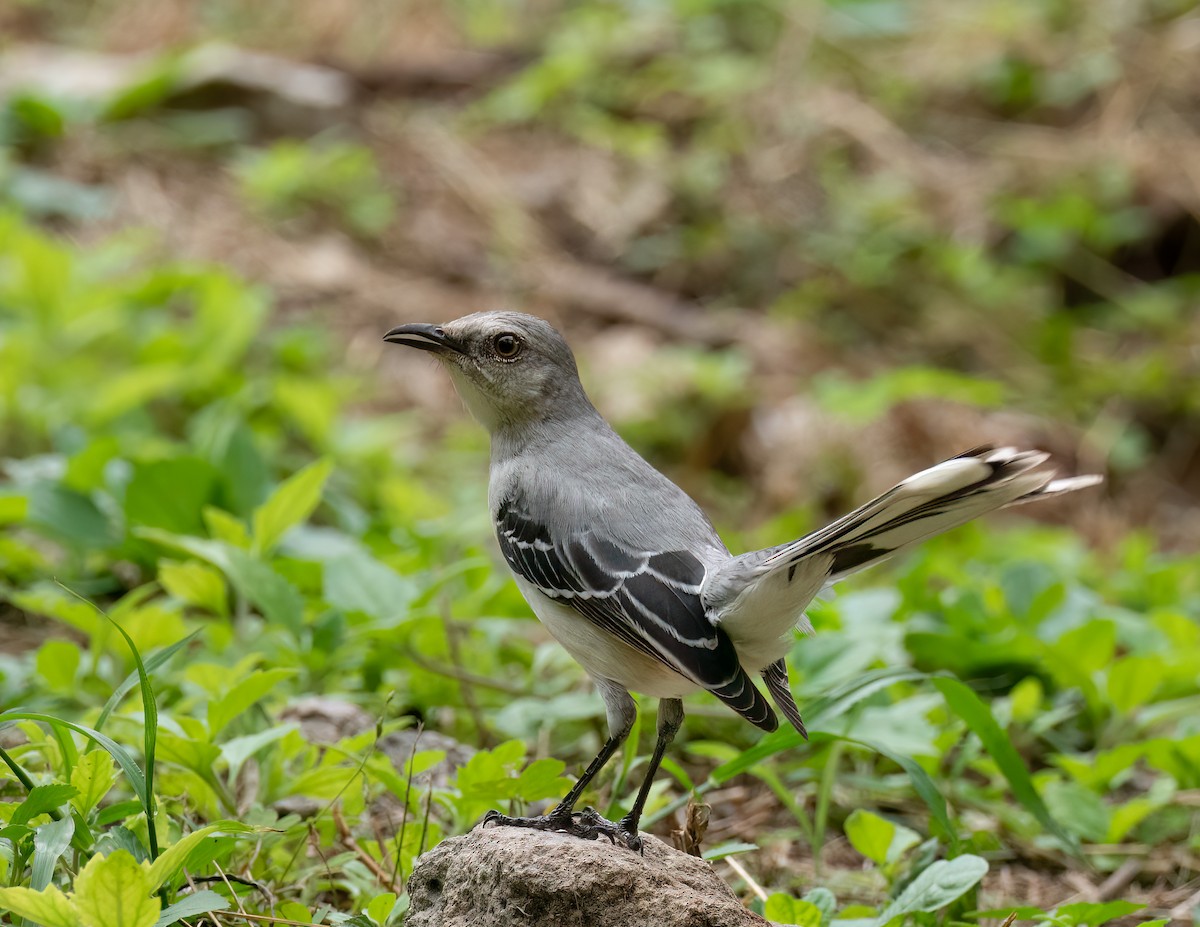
[481,806,643,852]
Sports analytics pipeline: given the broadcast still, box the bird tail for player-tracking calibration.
[763,659,807,739]
[767,445,1102,582]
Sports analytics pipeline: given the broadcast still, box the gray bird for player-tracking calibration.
[384,310,1101,851]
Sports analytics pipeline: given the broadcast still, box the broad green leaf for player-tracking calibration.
[803,888,837,927]
[765,894,823,927]
[154,733,222,779]
[222,549,305,634]
[208,667,296,738]
[12,783,79,825]
[36,640,81,694]
[158,560,228,617]
[844,809,894,866]
[876,854,988,925]
[252,458,333,553]
[73,849,159,927]
[366,892,397,926]
[220,724,299,776]
[1055,900,1145,926]
[1107,656,1161,714]
[154,890,230,927]
[1042,780,1110,843]
[933,676,1077,854]
[0,884,79,927]
[12,584,101,637]
[124,457,218,535]
[512,757,569,801]
[0,492,28,524]
[146,821,256,891]
[31,816,75,890]
[202,507,250,548]
[27,483,116,549]
[72,750,120,816]
[323,551,413,621]
[277,902,314,924]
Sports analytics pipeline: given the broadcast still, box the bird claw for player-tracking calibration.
[481,806,643,852]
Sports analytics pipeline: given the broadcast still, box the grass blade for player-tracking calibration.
[932,675,1078,855]
[57,584,163,863]
[96,631,199,733]
[843,735,958,851]
[0,711,147,810]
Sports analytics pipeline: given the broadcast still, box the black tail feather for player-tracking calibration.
[763,660,807,739]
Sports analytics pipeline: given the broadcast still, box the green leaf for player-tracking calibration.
[158,560,228,617]
[252,458,333,554]
[72,750,120,816]
[96,632,199,733]
[0,491,28,524]
[802,888,836,927]
[124,457,218,535]
[932,676,1077,854]
[31,816,75,890]
[1107,656,1162,714]
[12,783,79,825]
[27,483,116,549]
[92,600,162,863]
[202,507,250,548]
[223,549,305,634]
[1055,900,1145,926]
[36,640,81,694]
[699,840,757,861]
[208,667,296,738]
[146,821,256,891]
[843,735,956,850]
[844,809,894,866]
[154,890,230,927]
[0,711,148,811]
[765,894,824,927]
[0,884,79,927]
[876,855,988,924]
[710,668,930,782]
[73,849,160,927]
[323,551,413,621]
[1042,780,1110,843]
[366,892,398,926]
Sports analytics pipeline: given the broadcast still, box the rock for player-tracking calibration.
[406,825,769,927]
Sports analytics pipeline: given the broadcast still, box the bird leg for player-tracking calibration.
[482,696,685,853]
[481,682,637,845]
[612,698,683,853]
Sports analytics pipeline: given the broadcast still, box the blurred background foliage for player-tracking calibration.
[0,0,1198,924]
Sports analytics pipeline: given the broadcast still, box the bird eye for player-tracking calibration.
[493,333,522,359]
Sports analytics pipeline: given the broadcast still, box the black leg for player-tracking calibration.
[481,681,637,843]
[615,698,684,852]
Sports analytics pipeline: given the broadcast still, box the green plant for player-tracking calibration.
[234,138,397,237]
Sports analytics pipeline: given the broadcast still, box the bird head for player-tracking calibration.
[384,310,590,433]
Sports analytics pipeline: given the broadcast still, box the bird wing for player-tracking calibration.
[495,494,777,731]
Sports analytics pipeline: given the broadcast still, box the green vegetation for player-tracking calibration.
[1,0,1197,924]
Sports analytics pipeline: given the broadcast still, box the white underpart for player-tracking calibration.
[513,575,701,698]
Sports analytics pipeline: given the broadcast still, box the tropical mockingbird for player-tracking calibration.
[384,310,1101,851]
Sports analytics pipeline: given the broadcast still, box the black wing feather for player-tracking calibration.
[497,495,777,732]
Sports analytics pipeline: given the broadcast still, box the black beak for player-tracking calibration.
[382,323,466,355]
